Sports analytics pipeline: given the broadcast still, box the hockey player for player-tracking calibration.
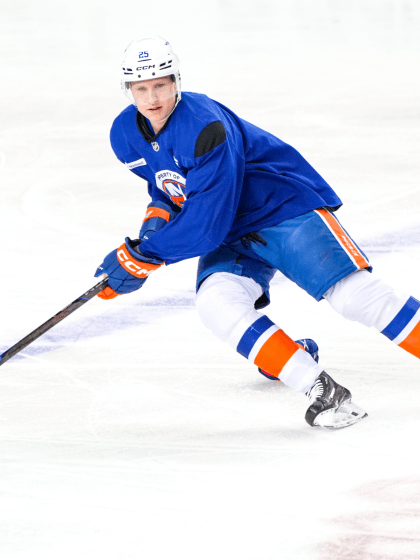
[95,37,420,429]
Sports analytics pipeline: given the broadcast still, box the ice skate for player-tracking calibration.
[259,338,319,380]
[305,371,368,429]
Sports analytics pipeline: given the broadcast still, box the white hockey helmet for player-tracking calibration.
[121,37,181,106]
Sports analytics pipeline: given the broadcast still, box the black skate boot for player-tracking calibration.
[305,371,368,429]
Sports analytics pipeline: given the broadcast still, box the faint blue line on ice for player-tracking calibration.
[0,296,195,364]
[361,221,420,254]
[1,219,419,364]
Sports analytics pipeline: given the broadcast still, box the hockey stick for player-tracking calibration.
[0,277,108,367]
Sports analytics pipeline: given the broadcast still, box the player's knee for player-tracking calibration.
[195,272,263,342]
[324,270,408,330]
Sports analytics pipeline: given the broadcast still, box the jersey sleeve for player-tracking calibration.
[111,113,180,213]
[110,114,132,164]
[146,181,181,212]
[139,122,245,264]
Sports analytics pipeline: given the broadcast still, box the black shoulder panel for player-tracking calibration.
[194,121,226,158]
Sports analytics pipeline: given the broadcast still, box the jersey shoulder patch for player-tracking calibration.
[194,121,226,158]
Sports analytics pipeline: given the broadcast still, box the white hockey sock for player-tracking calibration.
[324,270,420,358]
[380,296,420,358]
[196,272,322,392]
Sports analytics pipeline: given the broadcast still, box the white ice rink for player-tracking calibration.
[1,1,420,558]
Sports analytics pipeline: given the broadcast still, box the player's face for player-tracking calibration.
[130,77,177,128]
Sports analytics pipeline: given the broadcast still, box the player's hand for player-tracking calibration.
[139,200,176,241]
[94,238,164,299]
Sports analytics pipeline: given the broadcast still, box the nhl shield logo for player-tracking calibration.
[152,142,159,152]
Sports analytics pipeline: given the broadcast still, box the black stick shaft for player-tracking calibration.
[0,278,108,367]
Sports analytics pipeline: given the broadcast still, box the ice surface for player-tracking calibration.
[1,1,420,559]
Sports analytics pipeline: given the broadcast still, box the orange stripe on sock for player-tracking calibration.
[398,321,420,359]
[254,330,299,378]
[316,209,370,270]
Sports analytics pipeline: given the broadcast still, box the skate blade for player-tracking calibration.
[314,400,368,430]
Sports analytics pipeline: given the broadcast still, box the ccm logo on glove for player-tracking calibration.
[117,243,162,277]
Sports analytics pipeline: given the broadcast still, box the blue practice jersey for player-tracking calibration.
[110,92,342,264]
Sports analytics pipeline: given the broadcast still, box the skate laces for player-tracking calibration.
[307,379,324,403]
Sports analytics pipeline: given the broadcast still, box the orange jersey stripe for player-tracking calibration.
[398,321,420,359]
[315,209,370,270]
[143,207,171,223]
[254,330,299,377]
